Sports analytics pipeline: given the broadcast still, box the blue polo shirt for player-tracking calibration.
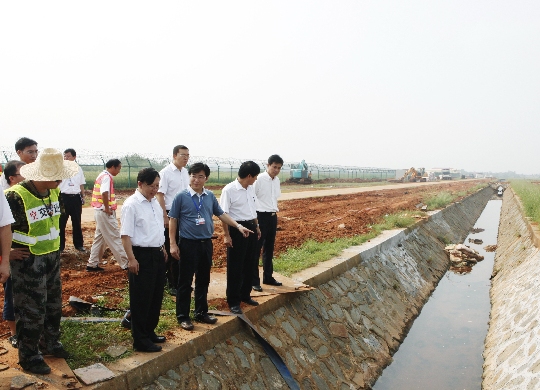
[168,187,224,240]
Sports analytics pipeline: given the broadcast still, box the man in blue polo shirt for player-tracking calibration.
[168,162,253,331]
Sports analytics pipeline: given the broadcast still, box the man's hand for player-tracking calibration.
[239,225,254,238]
[0,262,10,284]
[170,243,180,260]
[128,257,139,275]
[224,236,233,247]
[104,208,113,216]
[10,248,30,261]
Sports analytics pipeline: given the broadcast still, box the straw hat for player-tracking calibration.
[20,148,79,181]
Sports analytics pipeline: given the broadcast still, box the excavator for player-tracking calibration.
[288,159,312,184]
[401,167,427,182]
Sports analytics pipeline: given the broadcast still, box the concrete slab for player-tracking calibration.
[73,363,115,385]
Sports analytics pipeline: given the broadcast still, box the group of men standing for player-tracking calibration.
[1,139,285,370]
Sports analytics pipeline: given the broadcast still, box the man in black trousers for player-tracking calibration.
[59,148,86,252]
[121,168,167,352]
[220,161,261,314]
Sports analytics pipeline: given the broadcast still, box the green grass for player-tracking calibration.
[510,180,540,224]
[273,211,422,276]
[423,191,455,210]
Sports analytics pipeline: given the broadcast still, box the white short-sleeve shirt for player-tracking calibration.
[0,192,15,227]
[253,171,281,212]
[59,165,86,194]
[120,190,165,247]
[158,163,189,210]
[219,179,257,221]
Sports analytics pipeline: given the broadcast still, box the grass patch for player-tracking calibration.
[62,291,179,369]
[273,211,422,276]
[510,180,540,224]
[423,191,455,210]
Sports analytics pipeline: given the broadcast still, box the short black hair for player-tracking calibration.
[173,145,188,156]
[137,167,160,185]
[64,148,76,157]
[268,154,284,165]
[188,162,210,177]
[106,159,122,169]
[238,161,261,179]
[4,160,25,185]
[15,137,37,152]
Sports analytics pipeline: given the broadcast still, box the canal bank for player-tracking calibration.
[95,186,494,389]
[483,189,540,389]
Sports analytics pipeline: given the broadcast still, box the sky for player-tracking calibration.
[1,1,539,174]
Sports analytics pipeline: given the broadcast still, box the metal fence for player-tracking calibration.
[1,148,396,188]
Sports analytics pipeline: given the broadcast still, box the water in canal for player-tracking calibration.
[372,199,502,390]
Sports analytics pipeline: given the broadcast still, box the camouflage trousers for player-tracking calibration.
[10,250,63,366]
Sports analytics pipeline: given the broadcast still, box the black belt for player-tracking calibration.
[257,211,277,216]
[180,237,211,243]
[61,193,81,197]
[132,246,163,251]
[236,220,256,225]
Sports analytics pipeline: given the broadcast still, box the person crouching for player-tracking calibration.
[120,168,167,352]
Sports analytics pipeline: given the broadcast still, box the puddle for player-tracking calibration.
[372,200,502,390]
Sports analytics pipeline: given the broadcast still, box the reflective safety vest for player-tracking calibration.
[91,171,117,210]
[7,185,61,255]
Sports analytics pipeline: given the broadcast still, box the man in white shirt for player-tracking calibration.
[252,155,284,291]
[156,145,190,295]
[59,148,86,252]
[220,161,261,314]
[0,192,14,283]
[121,168,167,353]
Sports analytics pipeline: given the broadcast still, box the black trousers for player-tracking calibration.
[129,247,165,349]
[253,211,278,285]
[226,221,258,307]
[176,238,213,321]
[59,193,83,250]
[164,213,180,289]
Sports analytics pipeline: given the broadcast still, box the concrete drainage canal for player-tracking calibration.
[373,199,501,390]
[128,186,499,390]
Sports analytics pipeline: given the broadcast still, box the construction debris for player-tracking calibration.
[470,228,485,234]
[484,245,497,252]
[468,238,483,244]
[445,244,484,273]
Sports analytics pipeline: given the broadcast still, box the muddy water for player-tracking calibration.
[372,199,502,390]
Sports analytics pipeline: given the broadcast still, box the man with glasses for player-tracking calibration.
[157,145,190,296]
[59,148,86,252]
[1,137,38,191]
[168,163,253,330]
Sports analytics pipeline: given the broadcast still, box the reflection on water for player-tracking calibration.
[372,200,502,390]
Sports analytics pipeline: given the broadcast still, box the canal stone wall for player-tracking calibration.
[113,186,493,390]
[483,189,540,389]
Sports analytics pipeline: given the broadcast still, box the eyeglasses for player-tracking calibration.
[178,154,190,158]
[144,183,160,190]
[190,175,206,181]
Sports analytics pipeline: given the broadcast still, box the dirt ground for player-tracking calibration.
[0,180,486,338]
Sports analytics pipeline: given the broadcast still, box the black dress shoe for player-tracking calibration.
[179,320,194,331]
[263,278,282,286]
[75,246,86,252]
[86,266,105,272]
[242,298,259,306]
[150,335,166,343]
[195,313,218,324]
[252,285,263,292]
[134,343,162,352]
[121,310,131,329]
[230,306,243,314]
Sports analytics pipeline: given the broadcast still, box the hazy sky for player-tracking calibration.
[1,1,538,174]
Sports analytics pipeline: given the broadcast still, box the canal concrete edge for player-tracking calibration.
[91,186,493,389]
[482,188,540,389]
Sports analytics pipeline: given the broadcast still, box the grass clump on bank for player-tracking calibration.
[423,191,455,210]
[273,211,422,276]
[510,180,540,224]
[62,290,179,369]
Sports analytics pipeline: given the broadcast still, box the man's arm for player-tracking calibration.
[102,191,112,215]
[156,193,168,227]
[218,213,253,238]
[121,235,139,275]
[0,224,11,283]
[79,185,85,204]
[168,217,180,260]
